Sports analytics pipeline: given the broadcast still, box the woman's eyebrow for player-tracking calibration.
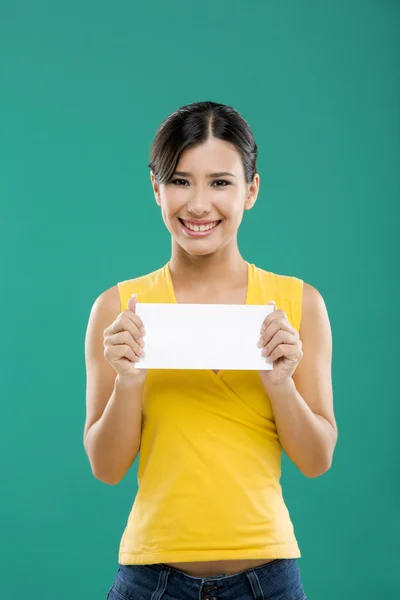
[173,171,236,178]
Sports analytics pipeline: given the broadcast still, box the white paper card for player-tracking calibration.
[134,303,274,370]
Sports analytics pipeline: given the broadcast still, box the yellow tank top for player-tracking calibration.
[116,261,303,565]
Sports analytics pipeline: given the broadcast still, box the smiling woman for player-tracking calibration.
[84,100,334,600]
[148,102,259,262]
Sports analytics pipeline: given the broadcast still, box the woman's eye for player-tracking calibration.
[170,179,230,187]
[212,180,230,187]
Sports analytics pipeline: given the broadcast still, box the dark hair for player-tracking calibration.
[148,101,258,185]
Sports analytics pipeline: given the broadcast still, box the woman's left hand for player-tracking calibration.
[258,300,303,388]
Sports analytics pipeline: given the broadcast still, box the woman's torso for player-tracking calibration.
[161,261,275,575]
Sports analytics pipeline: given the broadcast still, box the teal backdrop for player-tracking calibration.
[1,1,399,598]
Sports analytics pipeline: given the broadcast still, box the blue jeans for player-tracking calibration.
[106,559,307,599]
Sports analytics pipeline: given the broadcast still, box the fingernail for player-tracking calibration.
[257,339,263,347]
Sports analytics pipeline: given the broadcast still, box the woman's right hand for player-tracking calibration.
[103,293,148,380]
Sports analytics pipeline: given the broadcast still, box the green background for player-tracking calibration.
[1,1,398,598]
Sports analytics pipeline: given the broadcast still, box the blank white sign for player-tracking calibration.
[134,303,274,370]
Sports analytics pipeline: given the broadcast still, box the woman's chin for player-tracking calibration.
[177,238,224,256]
[183,245,219,256]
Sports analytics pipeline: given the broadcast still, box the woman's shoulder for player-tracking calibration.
[254,264,320,306]
[116,265,171,310]
[251,263,306,331]
[93,266,167,317]
[117,265,165,287]
[253,264,327,335]
[252,263,304,294]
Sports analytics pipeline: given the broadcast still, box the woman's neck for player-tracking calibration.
[169,244,247,289]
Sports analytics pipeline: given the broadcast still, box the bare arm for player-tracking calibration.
[84,373,145,485]
[263,283,338,478]
[265,377,337,478]
[83,286,145,485]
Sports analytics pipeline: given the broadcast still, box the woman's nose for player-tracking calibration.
[187,206,210,217]
[187,197,211,217]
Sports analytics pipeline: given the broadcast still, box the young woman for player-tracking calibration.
[84,101,337,600]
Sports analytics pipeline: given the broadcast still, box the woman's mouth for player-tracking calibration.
[178,218,222,237]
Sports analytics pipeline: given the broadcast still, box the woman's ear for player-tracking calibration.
[150,171,161,206]
[244,173,260,211]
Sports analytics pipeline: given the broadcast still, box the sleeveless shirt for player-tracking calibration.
[116,261,303,565]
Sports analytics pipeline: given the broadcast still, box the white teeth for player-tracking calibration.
[182,220,219,232]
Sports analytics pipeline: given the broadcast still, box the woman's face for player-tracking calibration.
[151,137,259,256]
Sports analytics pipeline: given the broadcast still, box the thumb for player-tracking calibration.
[127,293,138,313]
[268,300,276,311]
